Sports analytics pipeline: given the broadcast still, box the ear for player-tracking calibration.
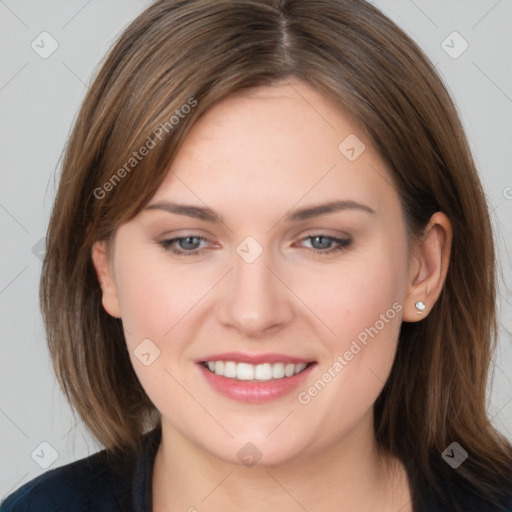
[403,212,452,322]
[91,240,122,318]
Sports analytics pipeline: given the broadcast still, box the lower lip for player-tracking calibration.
[198,363,315,403]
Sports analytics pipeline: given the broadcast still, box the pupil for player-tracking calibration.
[312,236,330,249]
[182,237,199,250]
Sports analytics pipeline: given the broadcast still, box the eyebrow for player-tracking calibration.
[144,199,376,223]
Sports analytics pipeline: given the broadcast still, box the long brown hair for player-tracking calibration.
[41,0,512,507]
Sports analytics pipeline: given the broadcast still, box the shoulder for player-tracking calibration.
[415,465,512,512]
[0,427,161,512]
[0,448,134,512]
[449,487,512,512]
[451,467,512,512]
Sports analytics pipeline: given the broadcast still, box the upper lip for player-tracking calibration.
[197,352,315,365]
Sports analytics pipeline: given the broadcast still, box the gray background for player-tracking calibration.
[1,0,511,498]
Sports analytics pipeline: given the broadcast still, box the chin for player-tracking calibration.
[198,429,315,469]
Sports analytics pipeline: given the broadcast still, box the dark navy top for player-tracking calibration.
[1,426,511,511]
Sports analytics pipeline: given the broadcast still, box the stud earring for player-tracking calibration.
[415,301,426,312]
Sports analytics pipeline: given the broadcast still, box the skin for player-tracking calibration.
[92,80,452,512]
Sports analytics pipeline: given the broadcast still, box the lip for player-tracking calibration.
[197,352,314,365]
[197,360,316,403]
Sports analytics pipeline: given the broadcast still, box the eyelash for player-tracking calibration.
[158,234,352,258]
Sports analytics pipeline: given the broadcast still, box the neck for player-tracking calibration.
[152,412,412,512]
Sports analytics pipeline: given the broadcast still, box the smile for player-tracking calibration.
[198,358,317,403]
[201,361,312,381]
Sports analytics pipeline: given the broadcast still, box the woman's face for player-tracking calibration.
[95,81,418,466]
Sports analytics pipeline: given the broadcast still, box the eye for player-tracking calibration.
[158,235,210,257]
[158,233,352,259]
[298,234,352,256]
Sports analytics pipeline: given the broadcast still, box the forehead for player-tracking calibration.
[149,81,401,223]
[176,81,363,164]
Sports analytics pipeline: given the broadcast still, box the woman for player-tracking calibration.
[2,0,511,511]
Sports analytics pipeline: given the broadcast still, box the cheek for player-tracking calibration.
[304,251,406,354]
[111,248,224,406]
[294,240,407,427]
[111,251,205,407]
[112,246,209,348]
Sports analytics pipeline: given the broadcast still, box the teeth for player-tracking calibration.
[272,363,285,379]
[284,363,295,377]
[224,361,237,378]
[205,361,310,381]
[254,363,272,380]
[236,362,254,380]
[295,362,307,374]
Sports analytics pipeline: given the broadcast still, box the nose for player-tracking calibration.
[215,247,295,338]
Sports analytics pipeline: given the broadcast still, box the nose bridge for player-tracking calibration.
[216,239,294,336]
[233,248,273,299]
